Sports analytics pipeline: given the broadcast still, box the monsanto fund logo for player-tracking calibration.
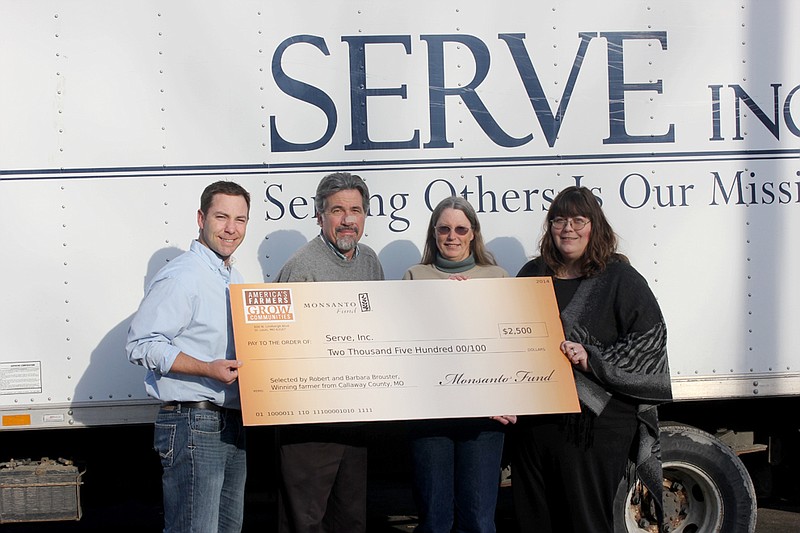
[243,289,294,323]
[358,292,371,312]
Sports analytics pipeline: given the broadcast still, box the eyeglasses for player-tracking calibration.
[550,217,590,230]
[434,225,471,236]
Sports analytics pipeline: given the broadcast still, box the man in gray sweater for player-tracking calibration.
[276,172,384,533]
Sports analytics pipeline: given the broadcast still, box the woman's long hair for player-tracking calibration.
[539,186,627,276]
[421,196,497,266]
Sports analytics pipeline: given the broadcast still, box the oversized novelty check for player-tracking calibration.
[230,278,579,426]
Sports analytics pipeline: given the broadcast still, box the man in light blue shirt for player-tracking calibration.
[127,180,250,533]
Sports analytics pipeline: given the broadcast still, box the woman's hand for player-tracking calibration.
[448,274,469,281]
[560,341,589,372]
[490,415,518,425]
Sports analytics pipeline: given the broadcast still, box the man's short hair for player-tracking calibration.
[200,181,251,215]
[314,172,370,214]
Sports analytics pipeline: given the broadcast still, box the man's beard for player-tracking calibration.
[336,234,356,252]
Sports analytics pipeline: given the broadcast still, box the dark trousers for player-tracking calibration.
[278,440,368,533]
[511,398,637,533]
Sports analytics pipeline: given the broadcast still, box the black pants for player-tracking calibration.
[278,426,368,533]
[510,398,637,533]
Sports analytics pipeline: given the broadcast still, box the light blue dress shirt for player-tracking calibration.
[126,240,242,409]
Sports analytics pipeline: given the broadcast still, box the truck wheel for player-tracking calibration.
[614,423,756,533]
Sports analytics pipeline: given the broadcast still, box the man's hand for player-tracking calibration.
[207,359,243,385]
[170,352,243,384]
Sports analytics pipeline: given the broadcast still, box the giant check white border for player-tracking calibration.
[230,278,579,426]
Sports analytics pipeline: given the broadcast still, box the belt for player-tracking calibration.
[161,401,226,413]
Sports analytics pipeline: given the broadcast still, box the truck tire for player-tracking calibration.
[614,423,756,533]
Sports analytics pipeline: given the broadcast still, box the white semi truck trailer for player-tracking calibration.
[1,1,798,531]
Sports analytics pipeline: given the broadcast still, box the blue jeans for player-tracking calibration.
[411,426,504,533]
[154,406,247,533]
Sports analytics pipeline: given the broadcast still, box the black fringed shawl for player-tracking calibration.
[517,257,672,519]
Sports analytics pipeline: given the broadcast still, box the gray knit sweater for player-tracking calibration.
[276,235,384,282]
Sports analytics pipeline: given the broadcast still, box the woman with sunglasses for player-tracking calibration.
[403,196,514,533]
[511,186,672,532]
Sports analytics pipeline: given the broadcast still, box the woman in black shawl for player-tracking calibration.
[511,186,672,532]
